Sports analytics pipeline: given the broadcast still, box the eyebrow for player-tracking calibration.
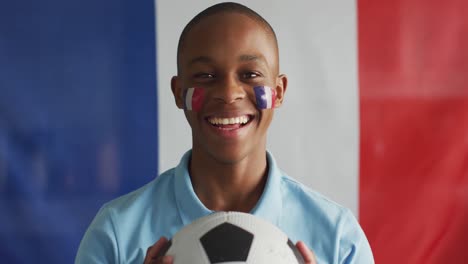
[239,54,269,66]
[239,54,261,62]
[187,54,268,67]
[188,56,213,66]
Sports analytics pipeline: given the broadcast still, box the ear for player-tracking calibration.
[171,76,184,109]
[274,74,288,108]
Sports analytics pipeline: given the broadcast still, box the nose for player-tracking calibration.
[211,75,246,104]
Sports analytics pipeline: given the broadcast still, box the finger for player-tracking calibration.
[161,255,174,264]
[144,237,169,264]
[296,241,317,264]
[146,255,174,264]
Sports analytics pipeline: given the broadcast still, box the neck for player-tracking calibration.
[189,148,268,212]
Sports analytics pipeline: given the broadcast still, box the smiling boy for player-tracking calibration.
[76,2,373,264]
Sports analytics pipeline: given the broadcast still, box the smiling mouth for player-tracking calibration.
[206,115,253,130]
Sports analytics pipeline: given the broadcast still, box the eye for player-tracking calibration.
[242,72,261,79]
[194,73,215,79]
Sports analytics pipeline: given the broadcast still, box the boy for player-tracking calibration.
[76,2,374,263]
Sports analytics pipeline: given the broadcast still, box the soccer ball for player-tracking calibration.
[161,211,305,263]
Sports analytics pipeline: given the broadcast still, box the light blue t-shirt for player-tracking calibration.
[75,151,374,263]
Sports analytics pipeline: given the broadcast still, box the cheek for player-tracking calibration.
[182,85,277,121]
[258,110,274,129]
[194,86,276,109]
[184,111,199,129]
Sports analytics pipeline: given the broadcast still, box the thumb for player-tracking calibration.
[296,241,317,264]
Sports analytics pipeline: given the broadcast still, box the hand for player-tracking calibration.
[296,241,317,264]
[143,237,315,264]
[143,237,173,264]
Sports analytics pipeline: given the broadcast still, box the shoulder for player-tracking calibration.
[75,168,177,263]
[278,174,374,263]
[266,151,347,221]
[102,168,175,215]
[280,174,347,219]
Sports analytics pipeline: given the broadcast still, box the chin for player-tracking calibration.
[206,145,251,165]
[192,133,264,165]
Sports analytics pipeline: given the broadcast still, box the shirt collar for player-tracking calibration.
[174,150,283,227]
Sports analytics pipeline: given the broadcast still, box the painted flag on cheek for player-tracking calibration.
[254,86,276,109]
[184,87,205,111]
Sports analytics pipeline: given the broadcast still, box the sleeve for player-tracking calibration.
[75,205,120,264]
[338,209,375,264]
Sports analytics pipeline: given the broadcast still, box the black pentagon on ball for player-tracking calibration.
[200,222,254,263]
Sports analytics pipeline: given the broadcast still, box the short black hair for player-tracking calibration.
[176,2,278,73]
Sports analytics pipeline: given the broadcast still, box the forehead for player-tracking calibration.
[179,12,278,70]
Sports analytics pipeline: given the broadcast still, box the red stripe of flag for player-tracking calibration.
[270,86,276,108]
[358,0,468,263]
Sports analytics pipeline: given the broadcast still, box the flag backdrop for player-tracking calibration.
[0,0,158,263]
[1,0,467,263]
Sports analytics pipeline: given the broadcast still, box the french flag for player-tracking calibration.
[254,86,276,109]
[184,87,205,112]
[1,0,466,263]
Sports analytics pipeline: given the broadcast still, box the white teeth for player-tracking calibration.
[208,115,250,126]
